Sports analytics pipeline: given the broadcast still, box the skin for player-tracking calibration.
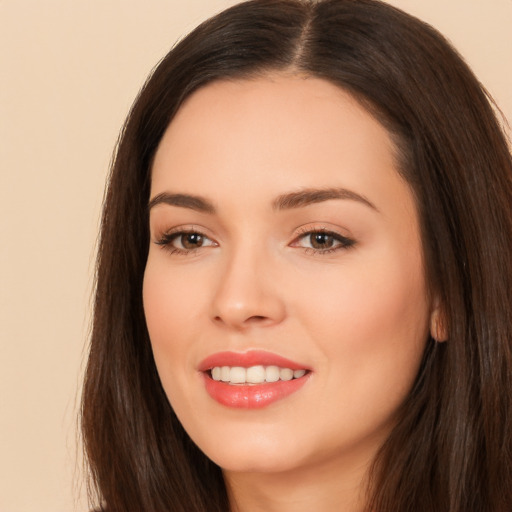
[143,74,437,512]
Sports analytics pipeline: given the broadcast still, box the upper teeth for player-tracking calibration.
[210,365,306,385]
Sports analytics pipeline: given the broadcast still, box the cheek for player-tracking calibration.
[288,260,429,453]
[291,249,430,399]
[142,257,206,377]
[142,259,213,434]
[344,267,428,346]
[296,255,428,337]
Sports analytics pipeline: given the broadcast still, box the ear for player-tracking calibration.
[430,298,448,342]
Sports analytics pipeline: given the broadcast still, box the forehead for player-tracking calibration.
[154,74,396,164]
[151,74,409,216]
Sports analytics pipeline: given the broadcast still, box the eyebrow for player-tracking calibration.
[147,187,377,214]
[272,187,378,211]
[148,192,216,214]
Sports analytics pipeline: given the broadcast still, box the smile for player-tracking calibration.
[211,365,307,385]
[199,350,311,409]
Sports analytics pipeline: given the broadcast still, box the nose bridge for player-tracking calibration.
[211,237,285,329]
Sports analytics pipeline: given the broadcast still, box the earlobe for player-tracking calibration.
[430,302,448,342]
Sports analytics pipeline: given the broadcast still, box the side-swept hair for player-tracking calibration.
[82,1,512,510]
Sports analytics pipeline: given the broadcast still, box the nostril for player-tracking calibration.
[211,291,286,328]
[213,314,270,328]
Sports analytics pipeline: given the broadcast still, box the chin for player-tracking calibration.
[209,448,305,474]
[191,425,309,474]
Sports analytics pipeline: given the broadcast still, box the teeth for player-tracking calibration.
[246,365,266,383]
[280,368,294,381]
[210,365,308,385]
[211,367,222,381]
[221,366,230,382]
[229,366,246,384]
[265,365,280,382]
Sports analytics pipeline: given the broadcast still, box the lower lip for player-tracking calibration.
[203,373,310,409]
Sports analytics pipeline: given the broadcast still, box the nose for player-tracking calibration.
[210,243,286,330]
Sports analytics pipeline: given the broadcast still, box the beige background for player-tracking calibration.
[0,1,510,511]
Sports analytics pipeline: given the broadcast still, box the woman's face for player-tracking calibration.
[144,75,434,476]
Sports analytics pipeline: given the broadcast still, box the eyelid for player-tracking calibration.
[153,224,211,242]
[294,224,353,240]
[290,225,356,253]
[153,225,218,255]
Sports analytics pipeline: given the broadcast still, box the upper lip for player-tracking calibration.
[198,350,310,372]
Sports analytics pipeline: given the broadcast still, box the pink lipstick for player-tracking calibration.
[198,350,311,409]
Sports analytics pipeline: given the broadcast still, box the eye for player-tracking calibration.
[307,232,337,250]
[155,229,216,254]
[292,229,355,254]
[174,232,208,250]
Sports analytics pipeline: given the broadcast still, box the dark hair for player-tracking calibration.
[81,1,512,510]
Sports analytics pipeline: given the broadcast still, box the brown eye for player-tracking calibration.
[155,230,216,253]
[292,229,355,254]
[180,233,204,249]
[309,233,335,249]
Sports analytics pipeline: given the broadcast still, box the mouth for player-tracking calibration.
[209,365,307,385]
[199,351,311,409]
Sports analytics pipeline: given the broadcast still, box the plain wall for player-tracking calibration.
[0,1,510,511]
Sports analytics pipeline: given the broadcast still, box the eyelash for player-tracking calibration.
[293,227,356,255]
[155,228,215,256]
[154,227,356,256]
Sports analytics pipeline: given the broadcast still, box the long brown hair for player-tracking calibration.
[81,1,512,510]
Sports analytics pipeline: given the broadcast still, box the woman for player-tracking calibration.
[81,1,512,511]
